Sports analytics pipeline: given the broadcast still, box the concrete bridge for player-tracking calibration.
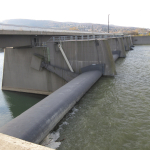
[0,23,122,48]
[0,24,134,149]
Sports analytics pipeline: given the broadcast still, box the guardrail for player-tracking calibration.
[48,34,125,42]
[32,35,126,46]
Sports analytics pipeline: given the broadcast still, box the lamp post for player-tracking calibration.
[108,14,110,33]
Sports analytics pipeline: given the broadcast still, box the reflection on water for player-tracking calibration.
[2,91,45,118]
[0,52,45,127]
[43,45,150,150]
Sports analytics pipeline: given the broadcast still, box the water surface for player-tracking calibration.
[1,46,150,150]
[44,45,150,150]
[0,52,45,128]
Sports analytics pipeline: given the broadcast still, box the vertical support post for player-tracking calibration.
[81,35,83,40]
[87,35,89,40]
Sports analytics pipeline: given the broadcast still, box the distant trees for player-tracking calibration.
[129,31,139,35]
[69,27,79,31]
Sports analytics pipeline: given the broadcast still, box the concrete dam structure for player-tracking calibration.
[0,24,134,148]
[2,36,129,95]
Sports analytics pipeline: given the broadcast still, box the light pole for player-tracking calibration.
[108,14,110,33]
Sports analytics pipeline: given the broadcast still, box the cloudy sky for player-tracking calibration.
[0,0,149,28]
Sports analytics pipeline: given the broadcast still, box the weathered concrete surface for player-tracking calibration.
[2,39,116,94]
[48,39,116,76]
[132,36,150,45]
[0,71,102,144]
[108,37,126,57]
[2,47,61,95]
[0,35,52,47]
[0,133,54,150]
[123,37,130,50]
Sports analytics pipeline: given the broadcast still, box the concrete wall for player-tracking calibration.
[2,39,117,94]
[132,36,150,45]
[0,133,54,150]
[48,39,116,76]
[0,35,52,47]
[123,37,130,50]
[2,47,63,95]
[108,37,126,57]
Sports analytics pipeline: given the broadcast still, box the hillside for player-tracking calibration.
[2,19,149,35]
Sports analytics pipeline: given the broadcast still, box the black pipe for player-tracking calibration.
[0,70,102,144]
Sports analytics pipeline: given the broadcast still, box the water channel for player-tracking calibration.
[0,45,150,149]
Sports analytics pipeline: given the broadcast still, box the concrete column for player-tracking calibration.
[108,37,126,58]
[123,37,130,50]
[2,47,53,95]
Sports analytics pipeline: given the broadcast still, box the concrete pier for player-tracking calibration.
[123,37,129,50]
[107,37,126,58]
[2,39,116,94]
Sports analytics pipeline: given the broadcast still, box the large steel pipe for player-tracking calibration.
[0,71,102,144]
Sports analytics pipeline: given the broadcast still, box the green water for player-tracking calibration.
[48,45,150,150]
[0,52,45,128]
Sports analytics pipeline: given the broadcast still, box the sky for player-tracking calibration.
[0,0,150,28]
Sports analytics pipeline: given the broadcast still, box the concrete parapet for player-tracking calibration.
[0,133,54,150]
[132,36,150,45]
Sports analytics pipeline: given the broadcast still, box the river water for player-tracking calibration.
[0,45,150,150]
[0,51,45,128]
[43,45,150,150]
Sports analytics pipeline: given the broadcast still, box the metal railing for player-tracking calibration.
[48,34,124,42]
[32,42,47,47]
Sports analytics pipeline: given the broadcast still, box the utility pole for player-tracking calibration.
[108,14,110,33]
